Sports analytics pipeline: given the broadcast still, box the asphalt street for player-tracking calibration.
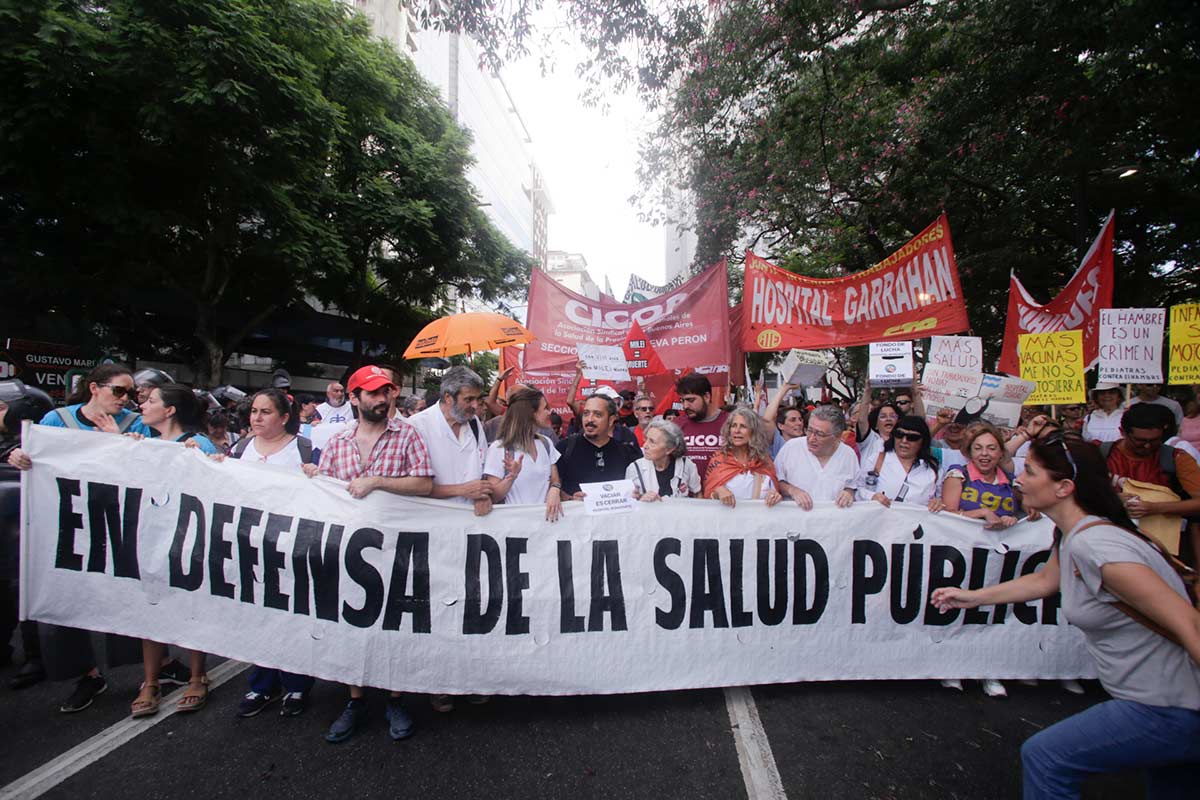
[0,641,1144,800]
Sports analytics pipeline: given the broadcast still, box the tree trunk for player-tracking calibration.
[194,306,225,388]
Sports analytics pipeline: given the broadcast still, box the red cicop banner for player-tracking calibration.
[998,212,1114,376]
[524,260,732,376]
[742,215,969,351]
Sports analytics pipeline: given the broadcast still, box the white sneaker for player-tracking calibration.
[981,679,1007,698]
[1060,679,1084,695]
[940,679,963,690]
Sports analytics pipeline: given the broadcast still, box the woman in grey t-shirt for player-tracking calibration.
[931,433,1200,798]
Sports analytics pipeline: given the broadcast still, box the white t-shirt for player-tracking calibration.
[316,401,354,426]
[407,404,486,505]
[1082,408,1124,443]
[245,436,303,469]
[775,439,858,501]
[856,451,939,504]
[484,437,559,506]
[858,429,885,469]
[723,470,777,500]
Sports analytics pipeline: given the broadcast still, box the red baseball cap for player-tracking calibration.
[347,365,394,393]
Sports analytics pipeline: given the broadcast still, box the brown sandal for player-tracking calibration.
[131,682,161,718]
[177,675,209,713]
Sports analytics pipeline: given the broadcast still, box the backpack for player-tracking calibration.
[232,434,314,465]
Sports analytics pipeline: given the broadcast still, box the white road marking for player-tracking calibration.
[0,660,249,800]
[724,686,788,800]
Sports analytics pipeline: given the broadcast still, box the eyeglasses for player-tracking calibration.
[892,430,924,442]
[594,451,606,469]
[635,406,654,412]
[807,428,834,439]
[1042,431,1078,480]
[101,384,133,399]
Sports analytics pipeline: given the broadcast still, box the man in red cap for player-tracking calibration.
[317,364,434,744]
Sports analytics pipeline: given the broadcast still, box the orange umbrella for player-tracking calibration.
[403,312,535,359]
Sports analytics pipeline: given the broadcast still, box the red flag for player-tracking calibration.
[499,345,523,400]
[622,320,667,376]
[653,370,687,416]
[998,212,1115,375]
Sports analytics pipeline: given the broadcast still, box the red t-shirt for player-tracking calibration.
[676,410,729,477]
[1106,442,1200,498]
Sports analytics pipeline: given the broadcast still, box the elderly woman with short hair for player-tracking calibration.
[626,419,701,500]
[702,406,782,507]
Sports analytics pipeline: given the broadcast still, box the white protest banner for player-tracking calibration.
[927,336,983,371]
[21,427,1095,694]
[777,349,829,387]
[976,374,1037,426]
[868,341,914,387]
[1098,308,1165,383]
[581,480,637,515]
[576,343,632,382]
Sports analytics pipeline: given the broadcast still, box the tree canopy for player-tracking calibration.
[0,0,532,384]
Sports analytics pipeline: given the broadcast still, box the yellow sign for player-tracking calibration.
[1168,304,1200,385]
[1019,330,1085,405]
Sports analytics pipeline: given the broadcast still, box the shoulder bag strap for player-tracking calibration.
[56,407,82,430]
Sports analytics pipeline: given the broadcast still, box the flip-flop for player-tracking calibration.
[131,682,161,719]
[177,676,210,713]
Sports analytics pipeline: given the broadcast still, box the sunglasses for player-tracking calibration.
[101,384,133,399]
[1042,431,1078,480]
[892,430,924,443]
[594,451,606,469]
[635,406,654,412]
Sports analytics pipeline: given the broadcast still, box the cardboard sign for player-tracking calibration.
[1019,331,1085,405]
[868,341,914,387]
[927,336,983,371]
[921,364,984,411]
[576,344,632,382]
[777,349,829,387]
[1168,304,1200,385]
[580,479,637,515]
[1098,308,1164,383]
[976,374,1037,426]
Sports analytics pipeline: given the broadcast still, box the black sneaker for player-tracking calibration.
[158,660,191,686]
[236,691,278,718]
[60,673,107,713]
[280,692,307,717]
[9,660,46,690]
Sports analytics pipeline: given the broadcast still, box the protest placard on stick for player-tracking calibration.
[1019,331,1085,405]
[1098,308,1164,383]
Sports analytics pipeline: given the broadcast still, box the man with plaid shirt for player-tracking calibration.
[318,365,432,745]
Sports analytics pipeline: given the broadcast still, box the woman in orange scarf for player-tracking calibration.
[703,406,783,507]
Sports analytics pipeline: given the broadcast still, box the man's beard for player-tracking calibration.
[449,403,475,424]
[359,403,389,423]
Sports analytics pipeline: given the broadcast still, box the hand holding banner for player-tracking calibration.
[1019,331,1085,405]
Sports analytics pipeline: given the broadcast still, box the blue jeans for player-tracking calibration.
[248,666,314,696]
[1022,699,1200,799]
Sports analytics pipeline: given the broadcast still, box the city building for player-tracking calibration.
[545,251,602,300]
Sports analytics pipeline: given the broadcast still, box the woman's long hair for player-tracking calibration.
[155,384,205,434]
[884,415,939,471]
[66,363,132,405]
[497,387,546,455]
[719,405,772,463]
[1028,434,1138,534]
[251,388,300,435]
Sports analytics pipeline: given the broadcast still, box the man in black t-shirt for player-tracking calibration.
[556,395,641,498]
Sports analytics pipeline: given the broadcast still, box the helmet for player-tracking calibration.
[194,389,220,412]
[211,385,247,405]
[0,380,54,431]
[133,367,174,388]
[271,369,292,389]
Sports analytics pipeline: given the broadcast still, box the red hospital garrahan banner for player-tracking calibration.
[742,215,970,351]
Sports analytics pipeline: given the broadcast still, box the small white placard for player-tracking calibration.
[921,364,984,411]
[576,343,632,381]
[776,349,828,386]
[580,479,637,515]
[976,373,1037,426]
[927,336,983,371]
[1098,308,1164,384]
[868,341,914,387]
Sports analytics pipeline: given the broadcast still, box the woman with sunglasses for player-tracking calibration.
[128,385,218,717]
[6,364,153,713]
[932,433,1200,797]
[703,406,783,507]
[856,415,944,511]
[483,387,564,522]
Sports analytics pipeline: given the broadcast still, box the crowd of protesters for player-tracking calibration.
[2,360,1199,797]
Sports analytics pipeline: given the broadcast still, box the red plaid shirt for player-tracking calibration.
[317,417,433,480]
